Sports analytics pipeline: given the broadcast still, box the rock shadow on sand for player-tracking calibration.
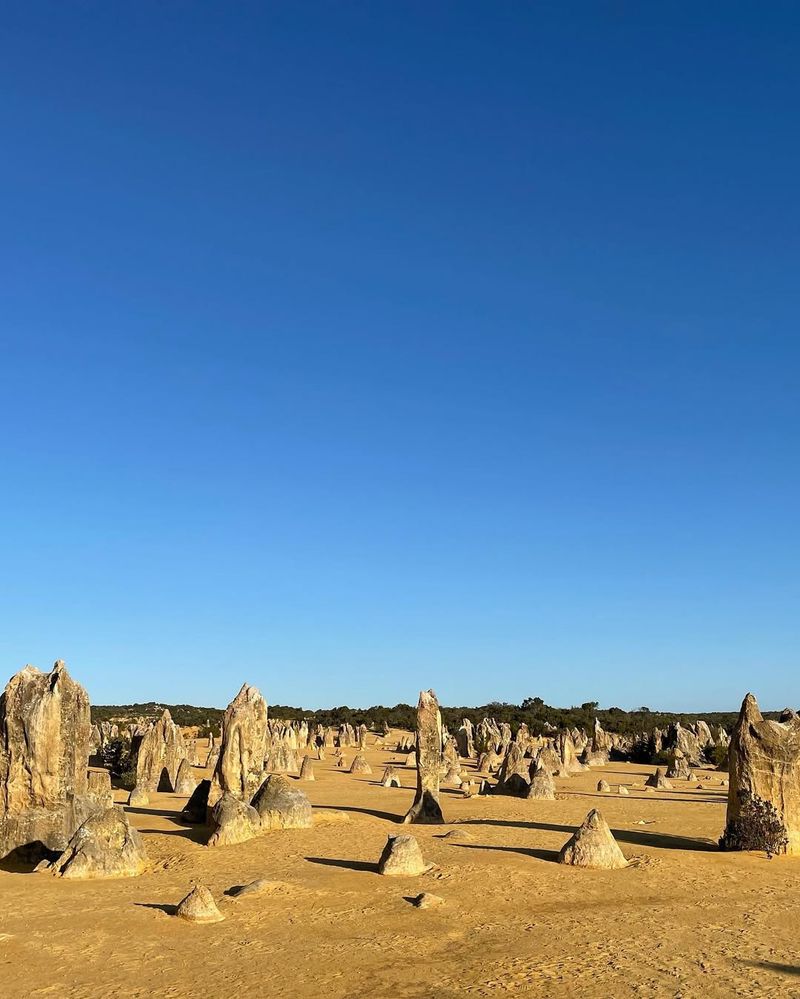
[458,819,718,852]
[305,856,377,873]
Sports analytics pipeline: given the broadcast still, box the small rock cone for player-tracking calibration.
[175,884,224,923]
[350,753,372,775]
[299,756,315,781]
[558,809,628,869]
[377,834,429,876]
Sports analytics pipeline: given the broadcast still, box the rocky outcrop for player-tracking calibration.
[526,762,556,800]
[174,758,198,796]
[211,684,268,806]
[721,693,800,855]
[0,661,94,860]
[403,690,445,824]
[132,709,188,792]
[48,806,148,879]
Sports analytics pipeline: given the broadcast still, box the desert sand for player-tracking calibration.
[2,735,799,999]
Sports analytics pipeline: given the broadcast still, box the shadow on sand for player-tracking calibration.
[135,902,177,915]
[739,960,800,977]
[457,818,718,852]
[450,842,559,863]
[314,803,402,824]
[305,856,377,873]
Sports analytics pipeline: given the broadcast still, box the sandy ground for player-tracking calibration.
[2,736,800,998]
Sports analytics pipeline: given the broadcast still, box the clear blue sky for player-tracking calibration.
[2,3,798,711]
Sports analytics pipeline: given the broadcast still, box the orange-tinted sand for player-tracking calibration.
[1,736,798,998]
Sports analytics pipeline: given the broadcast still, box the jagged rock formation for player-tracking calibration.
[251,774,312,831]
[132,709,188,792]
[175,884,224,923]
[381,765,401,788]
[722,692,800,855]
[211,684,268,807]
[645,767,673,790]
[377,833,429,875]
[526,762,556,800]
[48,806,148,879]
[558,809,627,869]
[582,719,611,766]
[403,690,445,825]
[665,748,692,780]
[265,744,300,774]
[0,661,94,861]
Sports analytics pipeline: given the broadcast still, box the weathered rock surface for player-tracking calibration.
[558,809,627,869]
[175,884,224,923]
[133,709,187,792]
[403,690,445,824]
[381,766,401,788]
[349,753,372,775]
[412,892,444,909]
[722,692,800,855]
[0,661,93,860]
[526,762,556,800]
[377,833,429,876]
[207,792,260,847]
[211,684,268,806]
[251,774,313,831]
[175,759,199,796]
[298,756,315,781]
[49,806,148,879]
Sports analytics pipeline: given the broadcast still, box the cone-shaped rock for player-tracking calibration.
[526,763,555,800]
[349,753,372,775]
[298,756,315,781]
[49,806,148,879]
[175,884,224,923]
[596,779,610,793]
[377,833,428,876]
[251,774,312,831]
[175,759,198,796]
[403,690,445,825]
[558,809,627,869]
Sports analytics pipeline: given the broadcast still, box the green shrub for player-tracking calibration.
[719,792,788,857]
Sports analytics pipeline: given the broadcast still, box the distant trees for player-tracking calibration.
[91,696,764,737]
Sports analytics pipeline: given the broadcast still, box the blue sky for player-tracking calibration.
[1,3,798,710]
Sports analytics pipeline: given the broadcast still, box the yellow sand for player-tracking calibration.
[1,736,798,998]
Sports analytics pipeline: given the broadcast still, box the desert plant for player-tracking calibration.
[719,791,789,857]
